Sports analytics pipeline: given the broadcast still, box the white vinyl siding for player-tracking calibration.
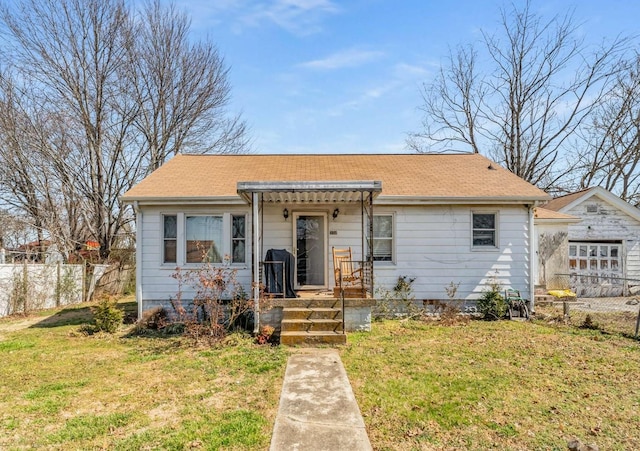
[137,203,531,311]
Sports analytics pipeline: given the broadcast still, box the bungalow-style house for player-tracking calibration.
[541,187,640,296]
[122,153,549,344]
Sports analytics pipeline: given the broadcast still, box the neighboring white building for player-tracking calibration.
[533,207,581,291]
[542,187,640,297]
[122,153,549,336]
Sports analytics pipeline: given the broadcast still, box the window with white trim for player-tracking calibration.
[231,215,246,263]
[186,215,223,263]
[369,214,393,262]
[472,213,497,248]
[163,215,177,263]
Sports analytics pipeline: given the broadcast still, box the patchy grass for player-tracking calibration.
[0,298,288,450]
[536,302,640,337]
[341,319,640,450]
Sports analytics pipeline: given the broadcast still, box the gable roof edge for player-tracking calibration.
[555,186,640,222]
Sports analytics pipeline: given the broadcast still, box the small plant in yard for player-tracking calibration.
[439,304,469,326]
[91,296,124,333]
[255,325,275,345]
[580,314,601,330]
[374,275,420,320]
[477,276,507,320]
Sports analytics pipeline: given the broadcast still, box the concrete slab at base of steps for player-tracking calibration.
[270,349,372,451]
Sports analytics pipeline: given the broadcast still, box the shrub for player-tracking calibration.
[169,254,253,346]
[373,275,420,320]
[477,288,507,320]
[92,297,124,333]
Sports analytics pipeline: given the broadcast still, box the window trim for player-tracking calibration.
[368,213,395,264]
[471,211,499,250]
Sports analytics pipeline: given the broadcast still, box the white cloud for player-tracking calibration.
[173,0,339,36]
[241,0,340,35]
[299,48,385,70]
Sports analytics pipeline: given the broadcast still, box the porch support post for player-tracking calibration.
[252,192,260,333]
[368,191,374,295]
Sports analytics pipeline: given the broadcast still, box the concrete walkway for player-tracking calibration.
[270,349,372,451]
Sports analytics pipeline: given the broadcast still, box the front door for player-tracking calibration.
[293,212,327,289]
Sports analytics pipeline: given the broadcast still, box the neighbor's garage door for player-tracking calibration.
[568,242,623,297]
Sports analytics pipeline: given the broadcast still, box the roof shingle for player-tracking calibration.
[122,153,549,202]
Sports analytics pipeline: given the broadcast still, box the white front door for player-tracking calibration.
[293,212,327,289]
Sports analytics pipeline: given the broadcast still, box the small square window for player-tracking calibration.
[472,213,497,248]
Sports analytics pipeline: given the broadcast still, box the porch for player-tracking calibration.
[237,180,382,345]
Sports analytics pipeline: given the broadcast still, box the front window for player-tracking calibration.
[163,215,177,263]
[186,215,223,263]
[231,215,246,263]
[472,213,497,248]
[370,215,393,262]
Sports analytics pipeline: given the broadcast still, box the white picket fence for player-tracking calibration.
[0,263,84,317]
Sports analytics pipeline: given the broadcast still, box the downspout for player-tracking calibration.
[134,201,143,320]
[529,204,536,314]
[252,192,260,334]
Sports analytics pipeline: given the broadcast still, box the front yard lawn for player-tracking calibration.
[2,301,640,450]
[341,320,640,450]
[0,299,288,450]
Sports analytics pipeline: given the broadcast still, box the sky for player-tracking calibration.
[168,0,640,155]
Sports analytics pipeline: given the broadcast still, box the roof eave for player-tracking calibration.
[375,195,549,205]
[120,196,246,205]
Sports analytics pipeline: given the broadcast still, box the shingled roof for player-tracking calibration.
[122,153,549,203]
[542,188,594,212]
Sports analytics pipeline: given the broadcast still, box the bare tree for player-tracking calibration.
[128,1,249,171]
[409,1,627,189]
[574,54,640,205]
[0,0,248,260]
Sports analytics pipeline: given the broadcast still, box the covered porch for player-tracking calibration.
[237,180,381,344]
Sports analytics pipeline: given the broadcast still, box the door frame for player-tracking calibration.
[292,211,328,289]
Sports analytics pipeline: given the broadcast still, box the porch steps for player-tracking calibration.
[279,299,346,346]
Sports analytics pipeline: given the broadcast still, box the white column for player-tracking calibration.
[252,192,260,333]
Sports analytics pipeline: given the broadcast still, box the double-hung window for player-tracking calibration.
[231,215,246,263]
[472,213,497,248]
[186,215,223,263]
[370,214,394,262]
[163,215,177,264]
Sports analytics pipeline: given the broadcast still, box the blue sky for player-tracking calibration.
[170,0,640,154]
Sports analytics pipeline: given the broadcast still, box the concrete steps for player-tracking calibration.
[280,298,346,346]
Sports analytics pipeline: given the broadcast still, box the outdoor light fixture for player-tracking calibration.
[283,208,289,220]
[332,208,340,219]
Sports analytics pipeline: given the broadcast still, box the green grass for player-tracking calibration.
[3,299,640,450]
[0,298,289,450]
[341,319,640,450]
